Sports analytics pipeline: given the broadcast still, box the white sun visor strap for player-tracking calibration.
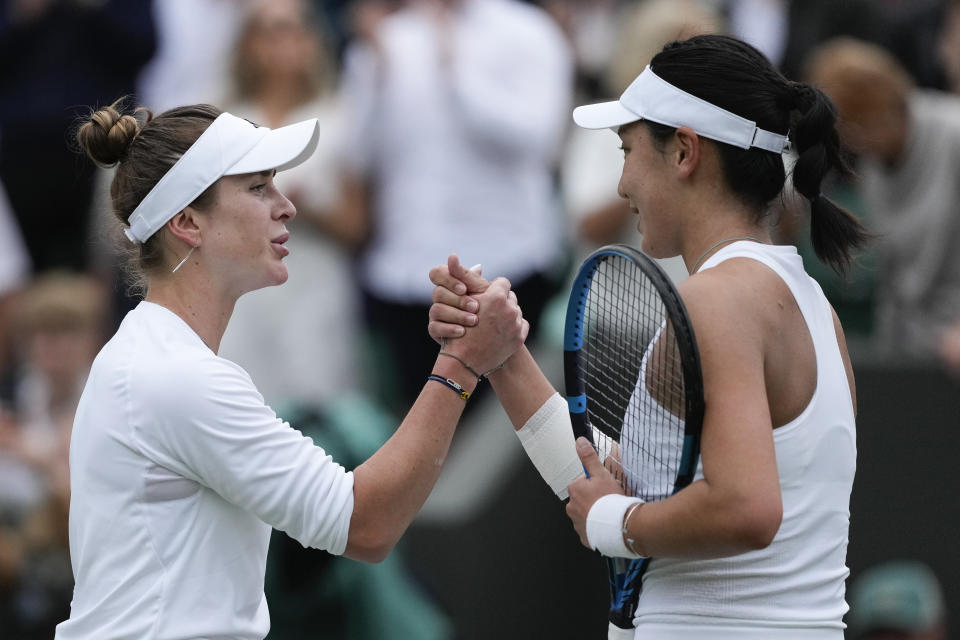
[124,112,320,244]
[573,65,790,154]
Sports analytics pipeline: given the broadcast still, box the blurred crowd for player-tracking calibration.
[0,0,957,637]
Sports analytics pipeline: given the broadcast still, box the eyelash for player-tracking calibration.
[251,183,266,193]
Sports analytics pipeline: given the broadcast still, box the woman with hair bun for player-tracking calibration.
[57,101,528,639]
[429,34,865,638]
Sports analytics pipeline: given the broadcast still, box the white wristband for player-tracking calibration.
[607,622,636,639]
[515,393,583,500]
[586,494,645,559]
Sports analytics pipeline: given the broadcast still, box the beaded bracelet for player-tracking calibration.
[427,374,471,401]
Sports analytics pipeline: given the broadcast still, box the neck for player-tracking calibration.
[144,273,236,354]
[680,202,771,275]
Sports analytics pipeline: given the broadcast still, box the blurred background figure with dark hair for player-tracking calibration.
[805,37,960,369]
[847,560,948,640]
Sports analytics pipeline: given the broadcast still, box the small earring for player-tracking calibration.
[172,245,197,273]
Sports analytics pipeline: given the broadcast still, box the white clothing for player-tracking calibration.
[0,177,30,295]
[341,0,573,301]
[632,242,855,637]
[219,99,360,408]
[137,0,248,111]
[56,302,354,640]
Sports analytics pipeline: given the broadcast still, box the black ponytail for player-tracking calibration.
[789,83,871,274]
[648,35,870,275]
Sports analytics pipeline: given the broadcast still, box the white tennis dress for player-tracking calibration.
[630,241,857,639]
[55,301,355,639]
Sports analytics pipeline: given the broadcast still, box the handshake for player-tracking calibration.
[425,254,530,380]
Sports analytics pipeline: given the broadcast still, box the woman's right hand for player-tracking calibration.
[443,276,528,376]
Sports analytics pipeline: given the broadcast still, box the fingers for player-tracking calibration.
[429,263,466,295]
[603,454,626,491]
[448,254,490,293]
[575,437,605,478]
[431,281,479,313]
[429,298,478,328]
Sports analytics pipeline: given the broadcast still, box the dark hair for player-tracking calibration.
[646,34,870,274]
[75,99,222,291]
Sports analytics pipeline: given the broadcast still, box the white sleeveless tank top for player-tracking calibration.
[631,242,857,639]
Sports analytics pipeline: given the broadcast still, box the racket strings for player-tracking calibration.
[581,256,687,501]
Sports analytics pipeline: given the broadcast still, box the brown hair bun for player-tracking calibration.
[76,100,148,168]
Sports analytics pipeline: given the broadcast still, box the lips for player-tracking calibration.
[271,232,290,257]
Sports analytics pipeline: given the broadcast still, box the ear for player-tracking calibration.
[672,126,701,179]
[165,207,203,247]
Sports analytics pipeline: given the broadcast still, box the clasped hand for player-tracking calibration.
[428,254,529,376]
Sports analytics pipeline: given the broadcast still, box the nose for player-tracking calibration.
[617,178,628,200]
[275,191,296,221]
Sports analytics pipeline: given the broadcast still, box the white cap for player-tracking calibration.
[124,112,320,244]
[573,65,789,154]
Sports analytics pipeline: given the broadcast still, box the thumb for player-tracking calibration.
[449,253,489,293]
[575,437,604,477]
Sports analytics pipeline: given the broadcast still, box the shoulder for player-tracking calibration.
[679,258,783,318]
[677,259,788,351]
[135,345,259,418]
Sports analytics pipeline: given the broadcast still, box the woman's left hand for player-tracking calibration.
[566,437,628,548]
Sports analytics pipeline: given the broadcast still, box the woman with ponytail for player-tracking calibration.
[428,34,862,638]
[57,101,527,639]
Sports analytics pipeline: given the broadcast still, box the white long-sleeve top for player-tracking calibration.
[55,301,354,640]
[340,0,573,301]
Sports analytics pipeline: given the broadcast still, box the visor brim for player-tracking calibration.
[572,100,641,130]
[225,118,320,175]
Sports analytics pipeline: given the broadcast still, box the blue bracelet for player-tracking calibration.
[427,374,470,401]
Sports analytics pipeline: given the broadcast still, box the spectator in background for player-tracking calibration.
[561,0,722,268]
[136,0,250,112]
[0,272,106,637]
[0,0,154,272]
[720,0,889,80]
[805,38,960,366]
[218,0,364,410]
[339,0,573,412]
[847,560,947,640]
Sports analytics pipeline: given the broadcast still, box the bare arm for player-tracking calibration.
[346,277,528,562]
[566,270,783,559]
[428,254,557,429]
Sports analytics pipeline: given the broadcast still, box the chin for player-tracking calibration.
[639,236,678,260]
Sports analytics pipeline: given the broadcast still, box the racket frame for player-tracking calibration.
[562,244,705,630]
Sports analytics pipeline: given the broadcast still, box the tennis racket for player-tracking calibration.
[563,244,705,634]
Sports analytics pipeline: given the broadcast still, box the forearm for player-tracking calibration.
[625,479,782,560]
[487,346,556,430]
[347,355,475,561]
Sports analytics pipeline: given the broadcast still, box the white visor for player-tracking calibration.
[573,65,789,154]
[124,112,320,244]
